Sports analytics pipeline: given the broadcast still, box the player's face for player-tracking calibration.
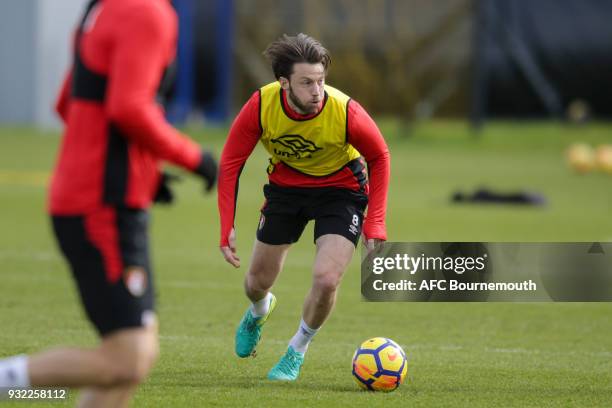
[280,62,325,115]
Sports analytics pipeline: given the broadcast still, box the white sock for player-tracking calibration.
[0,355,30,388]
[250,292,273,318]
[288,318,318,353]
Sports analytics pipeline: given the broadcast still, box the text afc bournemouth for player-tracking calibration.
[372,279,537,292]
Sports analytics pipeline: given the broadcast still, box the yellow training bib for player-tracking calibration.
[259,82,361,176]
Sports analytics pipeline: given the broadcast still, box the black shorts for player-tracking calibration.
[52,206,154,337]
[256,184,368,246]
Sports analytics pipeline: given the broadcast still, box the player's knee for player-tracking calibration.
[245,271,274,294]
[99,332,159,386]
[313,271,342,296]
[133,337,159,383]
[112,344,158,385]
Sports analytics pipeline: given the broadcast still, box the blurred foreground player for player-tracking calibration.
[0,0,216,406]
[218,33,390,380]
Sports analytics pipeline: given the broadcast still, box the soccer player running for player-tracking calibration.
[218,33,390,380]
[0,0,216,406]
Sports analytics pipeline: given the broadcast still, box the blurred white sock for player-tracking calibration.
[0,355,30,388]
[289,318,318,353]
[250,292,273,317]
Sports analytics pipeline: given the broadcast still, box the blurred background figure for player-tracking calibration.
[0,0,216,406]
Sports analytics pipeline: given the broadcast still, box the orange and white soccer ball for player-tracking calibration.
[352,337,407,392]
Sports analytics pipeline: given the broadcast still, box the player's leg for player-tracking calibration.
[75,322,159,408]
[74,207,157,406]
[267,234,355,381]
[28,320,157,385]
[236,186,308,358]
[244,239,290,303]
[303,233,356,329]
[268,189,366,380]
[300,191,367,332]
[0,318,158,400]
[245,185,307,303]
[234,240,292,358]
[1,207,157,404]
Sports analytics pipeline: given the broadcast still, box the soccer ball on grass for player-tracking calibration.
[352,337,407,392]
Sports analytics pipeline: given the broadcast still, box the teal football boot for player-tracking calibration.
[235,294,277,358]
[267,346,305,381]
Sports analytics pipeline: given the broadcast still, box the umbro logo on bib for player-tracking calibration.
[271,134,322,159]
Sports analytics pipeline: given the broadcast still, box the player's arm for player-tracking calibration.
[347,100,391,249]
[218,92,262,267]
[105,3,215,188]
[55,70,72,123]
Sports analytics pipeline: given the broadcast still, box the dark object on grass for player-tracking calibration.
[452,188,546,206]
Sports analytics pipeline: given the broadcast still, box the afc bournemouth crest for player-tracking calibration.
[124,266,148,297]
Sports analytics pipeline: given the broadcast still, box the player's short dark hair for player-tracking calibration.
[263,33,331,80]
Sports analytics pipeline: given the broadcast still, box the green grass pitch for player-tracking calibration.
[0,121,611,407]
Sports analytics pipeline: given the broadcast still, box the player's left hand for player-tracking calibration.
[153,171,181,204]
[363,237,384,256]
[194,150,218,193]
